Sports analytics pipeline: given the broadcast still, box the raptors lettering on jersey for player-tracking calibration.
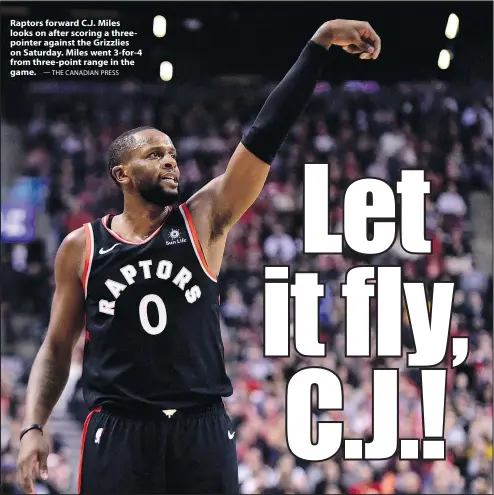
[99,260,202,316]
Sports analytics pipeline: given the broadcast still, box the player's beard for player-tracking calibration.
[138,181,180,207]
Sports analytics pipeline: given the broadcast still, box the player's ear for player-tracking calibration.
[112,165,130,185]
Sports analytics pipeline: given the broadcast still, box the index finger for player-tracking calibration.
[357,22,381,59]
[18,468,36,494]
[365,23,381,59]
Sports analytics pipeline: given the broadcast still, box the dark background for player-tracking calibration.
[1,1,493,85]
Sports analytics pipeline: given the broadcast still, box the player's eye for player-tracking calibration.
[148,151,163,159]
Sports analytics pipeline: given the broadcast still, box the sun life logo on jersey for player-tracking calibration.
[166,228,187,246]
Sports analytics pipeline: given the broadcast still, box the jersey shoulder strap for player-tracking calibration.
[176,203,218,283]
[80,219,100,297]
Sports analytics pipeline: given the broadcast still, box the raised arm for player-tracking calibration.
[17,228,86,494]
[187,19,381,255]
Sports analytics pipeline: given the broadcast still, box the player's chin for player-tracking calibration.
[162,184,179,196]
[140,183,180,207]
[160,180,179,193]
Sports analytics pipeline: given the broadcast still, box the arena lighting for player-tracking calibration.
[445,13,459,39]
[153,15,167,38]
[438,49,451,70]
[183,18,203,31]
[160,61,173,81]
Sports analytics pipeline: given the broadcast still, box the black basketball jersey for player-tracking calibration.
[81,203,233,411]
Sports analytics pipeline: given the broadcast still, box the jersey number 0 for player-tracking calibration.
[139,294,168,335]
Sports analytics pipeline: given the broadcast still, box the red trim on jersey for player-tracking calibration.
[77,407,101,493]
[101,207,172,245]
[82,224,93,296]
[180,203,218,281]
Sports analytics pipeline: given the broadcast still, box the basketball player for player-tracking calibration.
[17,19,380,494]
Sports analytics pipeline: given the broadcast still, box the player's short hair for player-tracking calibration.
[108,126,156,186]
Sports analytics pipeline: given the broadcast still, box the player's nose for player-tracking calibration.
[160,161,179,178]
[162,160,177,170]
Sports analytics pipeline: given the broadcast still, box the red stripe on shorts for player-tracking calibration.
[77,408,101,494]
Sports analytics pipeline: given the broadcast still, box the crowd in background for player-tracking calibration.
[1,80,493,494]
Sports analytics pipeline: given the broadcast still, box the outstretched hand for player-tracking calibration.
[312,19,381,60]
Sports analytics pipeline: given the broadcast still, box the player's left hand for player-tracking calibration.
[312,19,381,60]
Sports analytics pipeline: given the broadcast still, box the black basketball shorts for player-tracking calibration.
[78,402,239,494]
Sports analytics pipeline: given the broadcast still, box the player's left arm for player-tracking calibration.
[187,19,381,255]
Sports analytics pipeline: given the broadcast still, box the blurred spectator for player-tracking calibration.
[264,224,297,263]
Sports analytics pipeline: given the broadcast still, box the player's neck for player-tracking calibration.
[118,196,171,238]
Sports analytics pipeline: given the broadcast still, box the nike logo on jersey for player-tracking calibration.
[99,243,121,255]
[228,430,235,440]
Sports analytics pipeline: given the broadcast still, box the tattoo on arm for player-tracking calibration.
[25,345,71,426]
